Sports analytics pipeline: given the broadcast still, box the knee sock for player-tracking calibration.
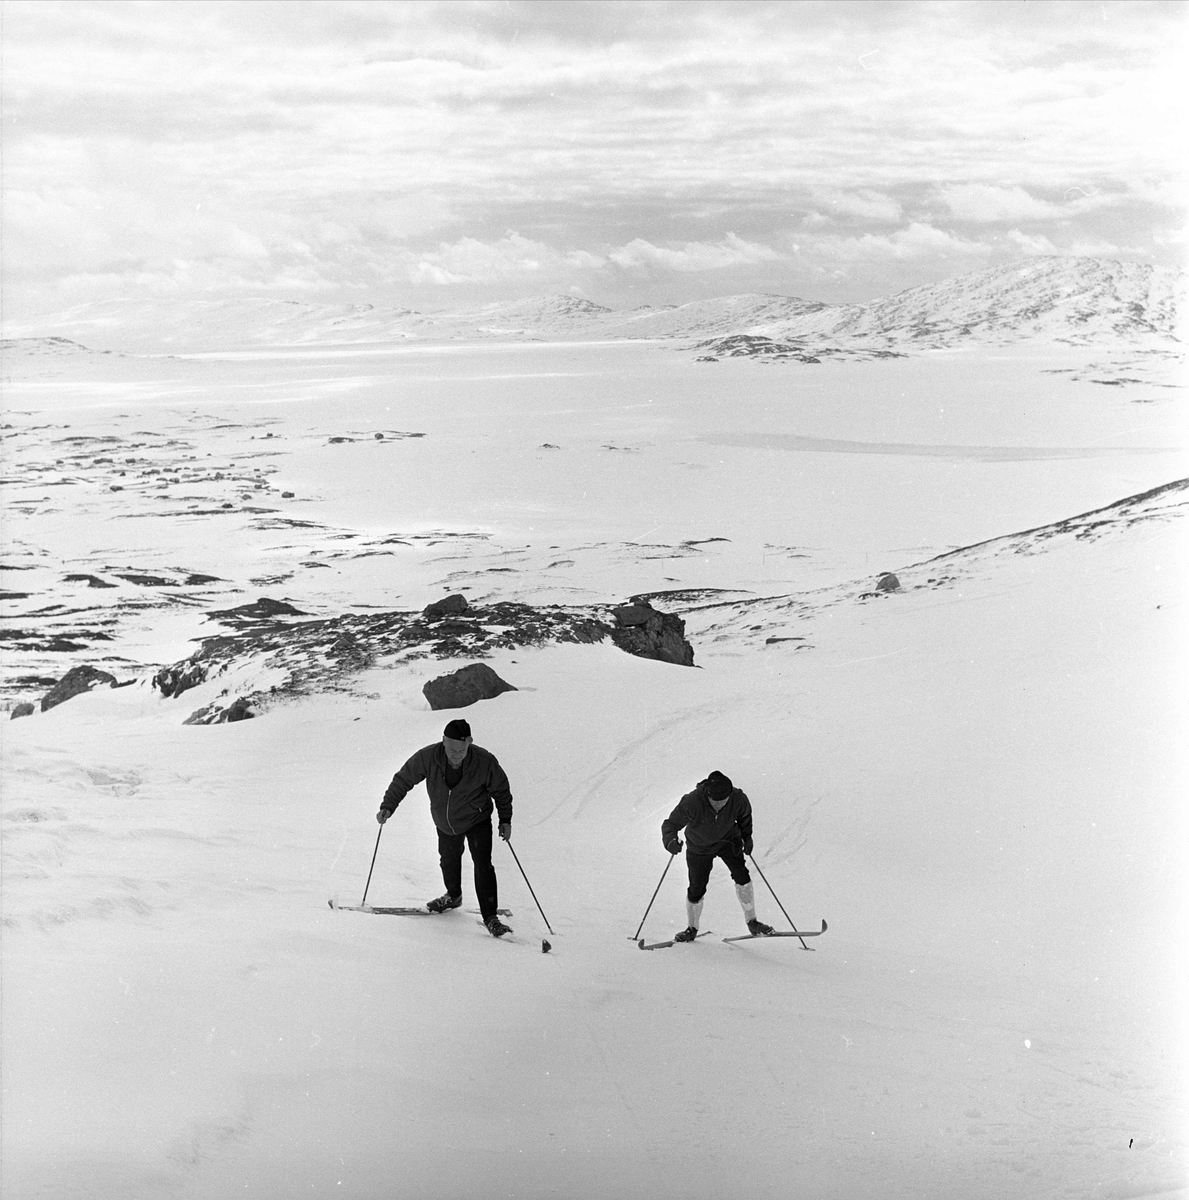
[686,898,704,930]
[735,882,756,922]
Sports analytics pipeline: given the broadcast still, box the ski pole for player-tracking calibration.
[360,823,384,908]
[505,840,555,935]
[748,853,810,950]
[631,853,675,940]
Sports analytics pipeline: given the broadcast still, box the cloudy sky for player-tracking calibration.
[2,0,1185,316]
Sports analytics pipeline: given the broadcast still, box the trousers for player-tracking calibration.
[438,820,498,920]
[686,845,750,903]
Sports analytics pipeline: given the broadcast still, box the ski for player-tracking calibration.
[722,919,827,945]
[638,930,713,951]
[329,901,429,914]
[329,900,511,916]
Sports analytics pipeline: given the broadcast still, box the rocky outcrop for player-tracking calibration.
[692,334,821,362]
[209,597,308,624]
[10,702,35,720]
[139,593,694,724]
[153,659,208,698]
[422,663,518,711]
[423,594,469,619]
[876,573,901,593]
[40,665,118,711]
[63,573,118,588]
[610,602,695,667]
[183,697,255,725]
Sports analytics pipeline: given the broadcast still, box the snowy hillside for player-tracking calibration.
[5,257,1182,355]
[2,329,1186,1199]
[794,256,1186,348]
[4,474,1185,1200]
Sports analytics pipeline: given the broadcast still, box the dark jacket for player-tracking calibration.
[382,743,512,835]
[661,780,753,856]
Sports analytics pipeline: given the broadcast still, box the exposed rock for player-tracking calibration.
[116,573,175,587]
[153,659,208,698]
[141,594,688,724]
[329,631,373,670]
[10,702,35,719]
[876,573,902,593]
[209,596,308,622]
[14,674,58,689]
[0,631,90,653]
[423,594,469,620]
[610,603,695,666]
[63,573,117,588]
[693,334,820,361]
[611,604,654,627]
[183,697,255,725]
[40,665,118,711]
[422,663,517,711]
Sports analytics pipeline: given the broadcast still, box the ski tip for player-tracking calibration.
[327,899,335,910]
[637,939,646,950]
[542,939,552,954]
[822,919,828,932]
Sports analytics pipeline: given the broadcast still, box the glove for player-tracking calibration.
[665,838,683,855]
[376,809,391,825]
[743,837,754,856]
[499,822,512,842]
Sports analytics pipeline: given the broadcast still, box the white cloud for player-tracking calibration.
[808,223,988,264]
[398,232,782,288]
[403,234,604,286]
[809,190,904,224]
[1004,229,1061,256]
[607,234,782,273]
[2,1,1182,314]
[938,185,1066,223]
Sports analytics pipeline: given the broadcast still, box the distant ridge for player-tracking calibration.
[5,257,1182,354]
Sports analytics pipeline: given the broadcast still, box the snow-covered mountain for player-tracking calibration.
[5,257,1181,354]
[793,256,1185,348]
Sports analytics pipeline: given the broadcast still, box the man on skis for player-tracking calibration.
[377,718,513,937]
[661,770,774,941]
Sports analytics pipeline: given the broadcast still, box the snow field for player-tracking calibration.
[2,336,1186,1198]
[4,519,1186,1198]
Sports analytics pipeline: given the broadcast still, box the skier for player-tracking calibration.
[661,770,774,941]
[377,718,513,937]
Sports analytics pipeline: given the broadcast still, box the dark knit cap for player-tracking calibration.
[705,771,733,800]
[443,719,472,740]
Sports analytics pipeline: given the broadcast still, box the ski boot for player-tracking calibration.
[427,893,463,913]
[673,926,699,942]
[747,918,775,937]
[485,915,512,938]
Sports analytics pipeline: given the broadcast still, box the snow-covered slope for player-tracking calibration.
[3,476,1185,1200]
[2,332,1185,1199]
[5,257,1181,354]
[795,256,1185,348]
